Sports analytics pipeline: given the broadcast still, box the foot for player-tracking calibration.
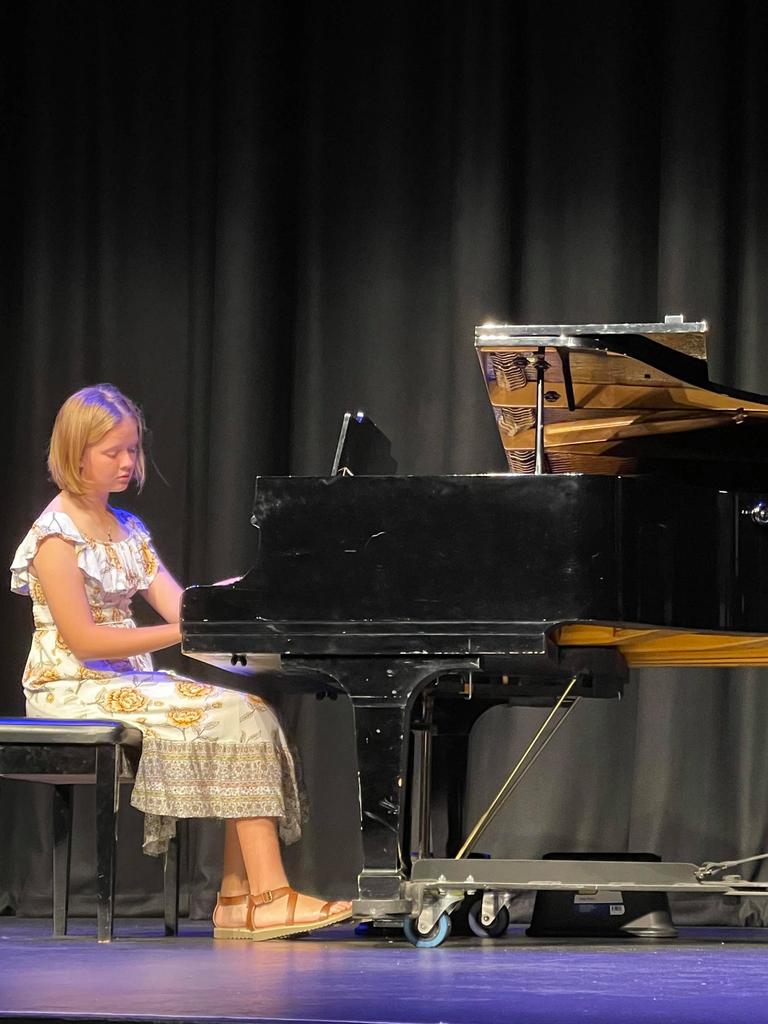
[249,889,351,930]
[247,886,353,940]
[212,892,250,936]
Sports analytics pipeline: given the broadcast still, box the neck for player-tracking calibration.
[66,491,111,513]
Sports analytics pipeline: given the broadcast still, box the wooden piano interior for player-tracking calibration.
[476,319,768,668]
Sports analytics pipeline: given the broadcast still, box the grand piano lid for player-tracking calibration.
[475,317,768,474]
[476,318,709,357]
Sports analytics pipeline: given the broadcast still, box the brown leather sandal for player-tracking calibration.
[246,885,353,941]
[212,891,252,939]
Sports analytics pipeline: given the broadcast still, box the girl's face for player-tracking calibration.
[80,416,140,497]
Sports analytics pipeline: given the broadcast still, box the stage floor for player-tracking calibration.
[2,919,768,1024]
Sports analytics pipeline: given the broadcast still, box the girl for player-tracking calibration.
[10,383,351,940]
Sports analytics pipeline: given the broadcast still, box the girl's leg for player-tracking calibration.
[212,820,251,930]
[221,820,249,895]
[234,817,289,893]
[235,817,351,932]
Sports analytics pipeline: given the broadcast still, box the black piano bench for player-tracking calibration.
[0,717,180,942]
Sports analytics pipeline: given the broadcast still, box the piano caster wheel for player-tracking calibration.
[467,900,510,939]
[403,913,452,948]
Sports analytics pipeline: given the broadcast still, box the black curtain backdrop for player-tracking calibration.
[2,0,768,924]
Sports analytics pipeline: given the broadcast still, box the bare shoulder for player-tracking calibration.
[35,532,78,557]
[34,533,79,566]
[41,493,65,516]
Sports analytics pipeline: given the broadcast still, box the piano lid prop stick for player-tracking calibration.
[452,693,579,856]
[534,347,549,475]
[455,674,579,859]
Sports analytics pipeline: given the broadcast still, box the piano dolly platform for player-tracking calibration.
[359,857,768,946]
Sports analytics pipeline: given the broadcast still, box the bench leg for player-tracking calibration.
[52,785,73,937]
[163,828,180,936]
[95,746,119,942]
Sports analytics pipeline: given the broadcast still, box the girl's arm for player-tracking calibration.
[32,536,181,660]
[141,570,243,624]
[142,564,184,623]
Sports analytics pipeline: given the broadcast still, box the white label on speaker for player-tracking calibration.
[573,890,623,905]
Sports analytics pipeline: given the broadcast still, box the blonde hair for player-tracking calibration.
[47,384,147,495]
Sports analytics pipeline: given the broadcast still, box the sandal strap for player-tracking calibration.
[249,885,295,908]
[216,891,249,905]
[248,886,298,929]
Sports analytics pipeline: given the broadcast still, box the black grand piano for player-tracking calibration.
[182,318,768,945]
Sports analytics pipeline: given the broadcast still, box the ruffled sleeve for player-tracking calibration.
[9,510,101,595]
[10,509,162,600]
[123,512,161,590]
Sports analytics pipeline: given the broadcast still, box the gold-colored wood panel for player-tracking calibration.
[504,450,636,473]
[556,624,768,667]
[481,349,687,388]
[487,380,768,413]
[496,409,749,449]
[643,332,707,358]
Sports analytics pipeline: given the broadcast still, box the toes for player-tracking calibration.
[295,894,352,920]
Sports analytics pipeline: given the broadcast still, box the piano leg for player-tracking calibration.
[299,657,480,919]
[350,700,410,909]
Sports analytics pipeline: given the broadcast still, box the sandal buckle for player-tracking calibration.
[262,890,273,904]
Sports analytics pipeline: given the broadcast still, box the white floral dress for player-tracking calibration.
[10,509,301,854]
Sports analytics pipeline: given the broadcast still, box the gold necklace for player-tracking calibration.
[100,508,115,542]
